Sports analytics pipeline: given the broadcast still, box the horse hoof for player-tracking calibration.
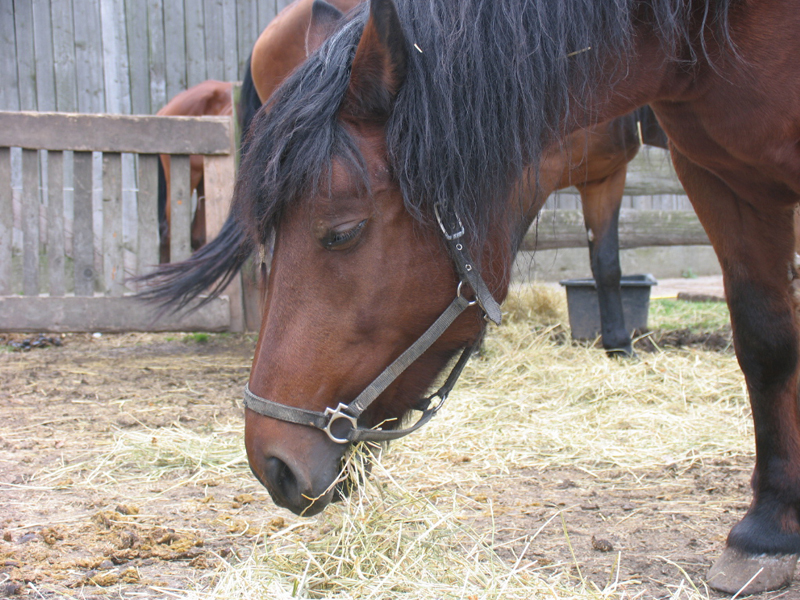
[707,547,798,594]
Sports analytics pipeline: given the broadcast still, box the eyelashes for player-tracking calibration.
[321,219,367,250]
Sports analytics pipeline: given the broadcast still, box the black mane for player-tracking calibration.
[237,0,735,246]
[142,0,735,308]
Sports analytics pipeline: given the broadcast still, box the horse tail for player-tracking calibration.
[157,157,168,243]
[238,55,263,159]
[136,213,254,313]
[635,105,669,149]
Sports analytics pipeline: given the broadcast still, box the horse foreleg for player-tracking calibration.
[576,166,631,356]
[671,149,800,594]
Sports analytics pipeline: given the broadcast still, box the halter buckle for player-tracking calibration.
[456,281,478,307]
[434,203,465,240]
[323,403,358,444]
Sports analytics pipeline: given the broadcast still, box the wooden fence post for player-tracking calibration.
[47,150,65,296]
[204,152,245,332]
[0,148,10,295]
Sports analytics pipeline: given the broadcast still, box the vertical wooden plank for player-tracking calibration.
[48,151,66,296]
[101,0,132,115]
[14,0,37,111]
[21,149,40,296]
[163,0,186,102]
[231,83,242,169]
[185,0,207,88]
[73,0,106,113]
[203,156,234,240]
[126,0,151,114]
[120,153,138,286]
[258,0,277,34]
[0,2,20,111]
[32,0,57,112]
[0,148,11,295]
[50,0,79,112]
[204,153,245,332]
[169,155,192,262]
[73,151,95,296]
[203,0,224,81]
[102,153,125,295]
[92,152,103,284]
[32,1,55,258]
[236,0,258,78]
[222,0,239,81]
[137,154,160,279]
[147,0,167,112]
[276,0,294,12]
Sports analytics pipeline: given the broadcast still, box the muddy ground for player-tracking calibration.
[0,332,796,599]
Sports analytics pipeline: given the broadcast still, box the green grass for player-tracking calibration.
[183,332,211,344]
[649,298,730,332]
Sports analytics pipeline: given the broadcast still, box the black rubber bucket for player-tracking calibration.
[559,274,658,340]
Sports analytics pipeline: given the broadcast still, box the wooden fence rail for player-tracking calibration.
[522,209,709,251]
[0,110,246,333]
[0,111,710,333]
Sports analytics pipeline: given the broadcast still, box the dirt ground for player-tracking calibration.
[0,333,269,598]
[0,332,797,599]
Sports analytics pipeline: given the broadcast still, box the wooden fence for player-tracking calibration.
[523,209,709,251]
[1,0,294,115]
[0,109,712,333]
[528,149,709,250]
[0,110,255,333]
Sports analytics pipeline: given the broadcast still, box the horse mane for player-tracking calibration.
[236,0,736,251]
[238,55,263,159]
[142,0,736,310]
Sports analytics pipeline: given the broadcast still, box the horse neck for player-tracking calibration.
[499,31,686,264]
[571,35,678,134]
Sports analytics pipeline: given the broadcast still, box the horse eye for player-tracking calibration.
[321,219,367,250]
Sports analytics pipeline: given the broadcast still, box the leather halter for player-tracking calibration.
[243,203,502,444]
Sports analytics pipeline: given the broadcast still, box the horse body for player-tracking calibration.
[514,1,800,590]
[643,12,800,583]
[142,0,800,593]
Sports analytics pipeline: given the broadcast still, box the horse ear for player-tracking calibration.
[306,0,345,57]
[341,0,407,122]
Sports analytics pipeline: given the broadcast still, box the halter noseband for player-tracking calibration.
[243,203,502,444]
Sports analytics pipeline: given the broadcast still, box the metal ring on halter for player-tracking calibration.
[426,389,450,415]
[456,281,478,306]
[323,403,358,444]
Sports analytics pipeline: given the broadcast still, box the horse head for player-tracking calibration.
[241,0,511,515]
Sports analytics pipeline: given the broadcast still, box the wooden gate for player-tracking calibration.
[0,110,251,333]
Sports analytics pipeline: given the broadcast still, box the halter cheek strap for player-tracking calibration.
[243,203,502,444]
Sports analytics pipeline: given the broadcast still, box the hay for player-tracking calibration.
[6,289,751,599]
[178,287,745,599]
[189,459,636,600]
[502,283,568,326]
[37,422,249,489]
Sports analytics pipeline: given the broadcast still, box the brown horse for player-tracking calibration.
[142,0,800,594]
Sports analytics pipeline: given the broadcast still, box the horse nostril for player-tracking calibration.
[264,456,300,504]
